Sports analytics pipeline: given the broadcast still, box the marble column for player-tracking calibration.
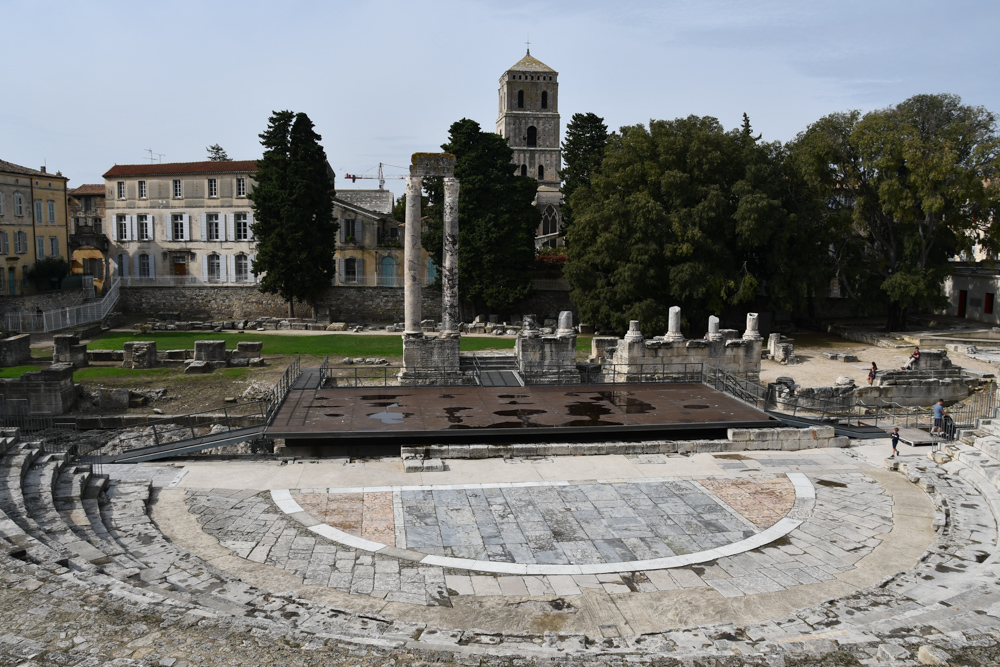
[707,315,723,342]
[442,177,460,336]
[557,310,574,336]
[404,176,423,336]
[743,312,763,341]
[664,306,684,342]
[624,320,644,343]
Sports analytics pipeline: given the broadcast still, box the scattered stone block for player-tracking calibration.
[184,361,212,374]
[194,340,226,362]
[97,388,130,412]
[917,645,951,665]
[122,341,158,369]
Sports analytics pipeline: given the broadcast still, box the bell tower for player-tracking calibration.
[497,49,563,247]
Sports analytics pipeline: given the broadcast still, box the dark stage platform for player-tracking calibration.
[266,382,777,446]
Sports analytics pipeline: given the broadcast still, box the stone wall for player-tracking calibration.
[0,335,31,367]
[0,363,78,414]
[120,286,313,320]
[0,288,89,316]
[318,286,442,324]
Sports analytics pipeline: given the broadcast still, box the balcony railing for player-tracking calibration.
[122,275,256,287]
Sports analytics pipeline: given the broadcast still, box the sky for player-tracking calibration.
[3,0,999,201]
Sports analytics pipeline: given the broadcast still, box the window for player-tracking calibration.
[236,177,246,197]
[83,196,94,212]
[47,200,55,223]
[538,164,545,180]
[138,253,150,278]
[517,90,524,109]
[526,126,537,147]
[235,213,249,240]
[208,178,218,198]
[542,205,559,236]
[137,214,150,240]
[541,90,548,109]
[172,214,185,240]
[34,199,43,222]
[138,180,147,199]
[343,218,357,242]
[117,181,125,199]
[0,231,8,254]
[14,193,23,216]
[520,165,527,177]
[37,237,45,258]
[235,254,249,282]
[208,254,221,281]
[987,293,995,315]
[207,214,220,241]
[49,237,58,257]
[172,179,182,198]
[14,231,25,254]
[379,255,395,287]
[117,216,128,241]
[345,258,358,282]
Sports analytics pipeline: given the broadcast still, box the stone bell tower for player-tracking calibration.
[497,49,563,248]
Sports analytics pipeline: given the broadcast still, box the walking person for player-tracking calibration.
[931,398,945,437]
[890,427,900,457]
[868,362,878,385]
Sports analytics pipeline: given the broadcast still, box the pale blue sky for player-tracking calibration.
[3,0,997,201]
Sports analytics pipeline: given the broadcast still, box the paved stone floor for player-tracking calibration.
[181,450,896,609]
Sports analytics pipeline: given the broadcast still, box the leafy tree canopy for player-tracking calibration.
[791,93,1000,330]
[565,114,832,335]
[560,112,608,229]
[249,111,337,316]
[206,144,229,161]
[421,118,539,314]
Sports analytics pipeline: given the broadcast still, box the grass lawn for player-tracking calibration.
[88,331,515,358]
[0,365,41,378]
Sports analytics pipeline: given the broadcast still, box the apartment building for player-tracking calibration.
[0,159,70,295]
[103,161,258,284]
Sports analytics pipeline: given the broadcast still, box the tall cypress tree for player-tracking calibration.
[560,112,608,230]
[249,111,337,317]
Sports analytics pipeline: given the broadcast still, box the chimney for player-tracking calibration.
[40,166,46,173]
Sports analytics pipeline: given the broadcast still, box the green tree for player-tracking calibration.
[249,111,338,317]
[565,115,833,334]
[206,144,229,161]
[26,258,70,291]
[792,94,1000,330]
[560,112,608,229]
[421,118,539,314]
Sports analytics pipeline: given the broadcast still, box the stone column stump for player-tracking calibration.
[122,341,158,369]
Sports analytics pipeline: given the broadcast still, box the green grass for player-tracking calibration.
[577,335,593,354]
[0,365,41,378]
[73,367,175,381]
[88,331,515,357]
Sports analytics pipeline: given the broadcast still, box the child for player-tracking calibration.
[891,427,900,457]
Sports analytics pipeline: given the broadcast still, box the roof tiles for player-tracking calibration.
[102,160,257,178]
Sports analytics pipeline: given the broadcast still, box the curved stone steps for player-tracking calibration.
[52,466,146,578]
[21,453,104,570]
[0,443,68,564]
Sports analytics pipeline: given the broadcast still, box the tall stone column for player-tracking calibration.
[404,176,423,336]
[707,315,723,342]
[664,306,684,342]
[442,177,460,336]
[743,312,763,341]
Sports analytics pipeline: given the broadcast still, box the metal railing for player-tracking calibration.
[122,275,256,287]
[703,367,769,409]
[4,276,119,334]
[320,364,471,387]
[265,355,302,422]
[581,362,705,386]
[0,397,53,433]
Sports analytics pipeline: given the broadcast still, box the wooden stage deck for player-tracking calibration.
[266,383,777,444]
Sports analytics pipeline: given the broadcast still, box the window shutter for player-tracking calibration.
[249,254,256,282]
[247,212,254,240]
[201,255,208,281]
[226,214,235,241]
[200,213,207,241]
[112,216,118,241]
[337,258,344,284]
[149,253,156,279]
[338,219,345,243]
[220,254,228,282]
[183,214,190,241]
[228,254,235,281]
[129,215,137,241]
[2,231,7,255]
[121,254,129,278]
[358,257,364,283]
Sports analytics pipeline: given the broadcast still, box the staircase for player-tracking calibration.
[461,353,523,387]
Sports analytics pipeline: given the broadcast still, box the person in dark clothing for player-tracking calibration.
[868,362,878,385]
[902,347,920,370]
[890,428,900,457]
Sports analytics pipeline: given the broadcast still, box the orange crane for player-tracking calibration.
[342,163,407,189]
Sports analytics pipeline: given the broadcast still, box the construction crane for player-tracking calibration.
[342,163,407,189]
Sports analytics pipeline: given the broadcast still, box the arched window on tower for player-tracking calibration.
[542,205,559,236]
[538,164,545,180]
[517,90,524,109]
[541,91,548,109]
[526,126,537,147]
[520,165,527,177]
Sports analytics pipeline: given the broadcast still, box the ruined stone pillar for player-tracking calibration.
[743,312,763,341]
[664,306,684,342]
[707,315,723,342]
[442,177,460,336]
[624,320,644,343]
[404,176,423,336]
[556,311,574,336]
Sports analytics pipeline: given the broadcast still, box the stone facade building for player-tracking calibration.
[67,184,109,292]
[103,161,260,285]
[496,50,564,248]
[0,160,71,295]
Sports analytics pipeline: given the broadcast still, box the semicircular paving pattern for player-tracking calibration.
[269,473,814,575]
